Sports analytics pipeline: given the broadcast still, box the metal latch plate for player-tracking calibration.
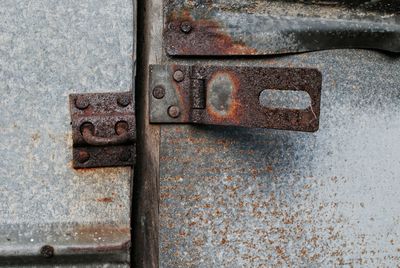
[149,65,322,132]
[69,92,135,168]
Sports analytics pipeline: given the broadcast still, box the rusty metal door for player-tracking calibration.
[0,0,134,266]
[135,0,400,267]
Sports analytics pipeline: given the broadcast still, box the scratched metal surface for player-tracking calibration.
[164,0,400,55]
[0,0,133,266]
[159,50,400,267]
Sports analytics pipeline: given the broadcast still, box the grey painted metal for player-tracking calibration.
[159,50,400,267]
[0,0,133,266]
[164,0,400,55]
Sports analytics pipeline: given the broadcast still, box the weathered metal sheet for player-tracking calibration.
[159,50,400,266]
[150,65,322,132]
[0,0,133,266]
[70,92,136,168]
[164,0,400,55]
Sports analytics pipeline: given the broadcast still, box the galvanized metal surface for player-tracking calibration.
[164,0,400,55]
[159,50,400,267]
[70,92,136,168]
[150,65,322,132]
[0,0,133,266]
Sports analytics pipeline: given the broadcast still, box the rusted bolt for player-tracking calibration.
[117,95,131,107]
[152,86,166,99]
[77,150,90,163]
[180,21,192,33]
[119,150,132,162]
[40,245,54,258]
[173,70,185,82]
[75,96,89,110]
[115,121,129,135]
[168,106,180,118]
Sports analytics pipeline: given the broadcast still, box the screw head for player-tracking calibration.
[168,106,180,118]
[117,95,131,107]
[119,150,132,162]
[75,96,89,110]
[180,21,192,33]
[152,86,166,99]
[77,150,90,163]
[173,70,185,82]
[40,245,54,258]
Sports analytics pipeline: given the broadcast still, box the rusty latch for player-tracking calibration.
[149,65,322,132]
[69,92,135,168]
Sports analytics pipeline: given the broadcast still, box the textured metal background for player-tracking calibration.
[0,0,133,266]
[159,50,400,267]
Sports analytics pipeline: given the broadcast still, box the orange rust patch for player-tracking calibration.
[206,70,242,125]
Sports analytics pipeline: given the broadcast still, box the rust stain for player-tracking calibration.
[96,197,113,203]
[165,16,257,56]
[205,70,242,125]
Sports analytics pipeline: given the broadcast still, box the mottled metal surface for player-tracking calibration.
[150,65,321,132]
[0,0,133,266]
[70,92,135,168]
[159,50,400,267]
[164,0,400,55]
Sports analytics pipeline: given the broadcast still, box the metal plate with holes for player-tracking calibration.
[150,65,322,132]
[70,92,136,168]
[164,0,400,56]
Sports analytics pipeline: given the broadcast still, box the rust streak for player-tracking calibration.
[165,17,257,56]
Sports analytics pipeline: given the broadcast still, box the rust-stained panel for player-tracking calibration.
[159,50,400,266]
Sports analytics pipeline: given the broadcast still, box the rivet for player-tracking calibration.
[180,21,192,33]
[77,150,90,163]
[173,70,185,82]
[152,86,166,99]
[119,150,132,162]
[168,106,180,118]
[75,96,89,110]
[40,245,54,258]
[117,95,131,107]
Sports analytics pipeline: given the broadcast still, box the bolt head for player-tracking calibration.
[168,106,180,118]
[152,86,166,99]
[40,245,54,258]
[119,150,132,162]
[77,150,90,163]
[173,70,185,82]
[180,21,192,33]
[75,96,89,110]
[117,95,131,107]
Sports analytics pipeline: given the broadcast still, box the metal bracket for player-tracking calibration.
[149,65,322,132]
[69,92,135,168]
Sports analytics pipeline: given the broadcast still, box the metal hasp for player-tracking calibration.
[164,0,400,56]
[149,65,322,132]
[69,92,135,168]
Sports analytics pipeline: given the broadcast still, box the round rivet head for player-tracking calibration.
[152,86,165,99]
[180,21,192,33]
[77,150,90,163]
[75,96,89,110]
[117,95,131,107]
[173,70,185,82]
[168,106,180,118]
[40,245,54,258]
[119,150,132,162]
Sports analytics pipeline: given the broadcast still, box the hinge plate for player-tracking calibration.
[69,92,135,168]
[149,65,322,132]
